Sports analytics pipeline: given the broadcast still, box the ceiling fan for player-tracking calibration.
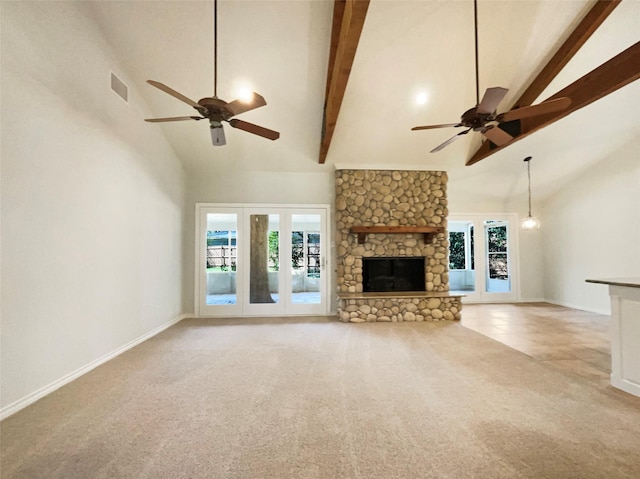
[412,0,571,153]
[144,0,279,146]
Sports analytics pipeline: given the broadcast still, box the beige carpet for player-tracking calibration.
[2,317,640,478]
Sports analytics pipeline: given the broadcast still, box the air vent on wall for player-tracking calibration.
[110,72,128,103]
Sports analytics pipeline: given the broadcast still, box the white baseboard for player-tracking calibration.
[0,314,188,421]
[462,298,546,304]
[519,298,546,303]
[544,299,610,316]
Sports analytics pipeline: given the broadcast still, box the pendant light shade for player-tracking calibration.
[521,156,540,230]
[521,215,541,230]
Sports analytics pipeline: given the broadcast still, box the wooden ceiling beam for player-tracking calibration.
[466,0,621,166]
[466,41,640,166]
[514,0,621,109]
[319,0,370,164]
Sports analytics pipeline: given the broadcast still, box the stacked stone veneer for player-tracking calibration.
[339,295,461,322]
[335,169,461,322]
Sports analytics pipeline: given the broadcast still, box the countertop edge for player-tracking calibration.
[586,278,640,289]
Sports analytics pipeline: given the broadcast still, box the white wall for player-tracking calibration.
[1,2,186,415]
[183,168,335,314]
[542,136,640,314]
[517,225,545,302]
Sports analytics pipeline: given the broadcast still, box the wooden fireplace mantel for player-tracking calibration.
[350,226,445,244]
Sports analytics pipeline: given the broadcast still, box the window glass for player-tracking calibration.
[449,231,466,270]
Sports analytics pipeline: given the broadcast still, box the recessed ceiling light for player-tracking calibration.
[237,87,254,103]
[416,92,428,105]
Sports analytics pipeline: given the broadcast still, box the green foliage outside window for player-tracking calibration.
[487,225,508,279]
[487,226,507,252]
[449,232,466,270]
[291,231,304,269]
[256,230,319,274]
[268,231,279,271]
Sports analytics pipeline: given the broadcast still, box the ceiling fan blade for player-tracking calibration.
[146,80,201,109]
[477,87,509,114]
[225,93,267,116]
[496,97,572,122]
[481,125,513,146]
[411,123,461,131]
[144,116,204,123]
[430,128,471,153]
[228,119,280,140]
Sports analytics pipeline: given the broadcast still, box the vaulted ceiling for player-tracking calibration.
[85,0,639,205]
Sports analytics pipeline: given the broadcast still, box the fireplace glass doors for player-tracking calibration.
[363,257,426,293]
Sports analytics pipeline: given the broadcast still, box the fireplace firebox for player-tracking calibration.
[362,256,426,293]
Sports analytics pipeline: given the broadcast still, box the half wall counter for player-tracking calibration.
[586,278,640,397]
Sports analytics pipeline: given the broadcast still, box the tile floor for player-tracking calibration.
[461,302,613,387]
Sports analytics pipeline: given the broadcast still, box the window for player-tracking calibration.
[486,224,508,280]
[207,230,237,271]
[448,215,515,300]
[449,231,466,270]
[449,227,473,270]
[265,230,320,278]
[306,233,321,278]
[268,230,279,271]
[292,231,320,278]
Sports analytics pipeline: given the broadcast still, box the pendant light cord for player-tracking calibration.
[522,156,539,229]
[525,157,533,216]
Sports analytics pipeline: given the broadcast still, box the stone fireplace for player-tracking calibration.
[335,169,462,322]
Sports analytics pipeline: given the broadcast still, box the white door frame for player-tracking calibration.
[195,203,331,317]
[449,213,519,303]
[196,206,244,317]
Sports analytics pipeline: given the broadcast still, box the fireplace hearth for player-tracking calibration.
[363,257,425,293]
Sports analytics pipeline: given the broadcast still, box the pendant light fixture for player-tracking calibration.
[521,156,541,230]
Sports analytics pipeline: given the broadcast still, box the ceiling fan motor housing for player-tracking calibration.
[461,107,495,130]
[197,97,232,121]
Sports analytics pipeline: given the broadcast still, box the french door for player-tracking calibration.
[448,214,518,302]
[196,204,329,317]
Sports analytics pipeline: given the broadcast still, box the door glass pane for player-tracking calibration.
[291,214,321,304]
[250,214,280,304]
[449,221,475,293]
[206,214,238,305]
[485,221,511,293]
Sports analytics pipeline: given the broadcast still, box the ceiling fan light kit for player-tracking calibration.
[143,0,279,146]
[521,156,541,230]
[210,123,226,146]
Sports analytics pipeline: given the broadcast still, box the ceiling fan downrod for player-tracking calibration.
[474,0,479,106]
[213,0,218,99]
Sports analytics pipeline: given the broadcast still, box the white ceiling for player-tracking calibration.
[85,0,639,205]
